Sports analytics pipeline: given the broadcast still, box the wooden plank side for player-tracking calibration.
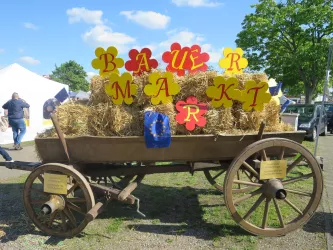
[35,132,305,163]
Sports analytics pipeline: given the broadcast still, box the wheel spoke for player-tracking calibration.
[63,207,77,228]
[279,147,285,160]
[261,150,267,161]
[48,211,58,227]
[262,198,271,229]
[283,173,313,185]
[283,198,303,215]
[60,211,68,231]
[37,175,44,184]
[67,182,79,195]
[243,194,265,220]
[273,199,285,228]
[233,188,262,204]
[233,180,262,187]
[285,189,312,197]
[236,171,241,189]
[286,156,304,174]
[212,170,226,180]
[67,202,86,215]
[67,198,87,203]
[242,161,259,178]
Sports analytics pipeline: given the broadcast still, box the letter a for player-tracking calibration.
[134,53,150,73]
[155,78,170,97]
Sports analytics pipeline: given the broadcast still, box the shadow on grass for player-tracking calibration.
[303,211,332,234]
[1,181,327,244]
[0,181,247,244]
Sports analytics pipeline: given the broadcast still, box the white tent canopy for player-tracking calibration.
[0,63,68,144]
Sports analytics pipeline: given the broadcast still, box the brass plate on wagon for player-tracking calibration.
[259,160,287,180]
[44,173,68,194]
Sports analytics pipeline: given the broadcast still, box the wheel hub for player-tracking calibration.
[41,195,65,215]
[263,179,287,200]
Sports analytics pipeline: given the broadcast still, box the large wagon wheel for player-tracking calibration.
[23,163,95,237]
[224,138,323,237]
[204,165,259,193]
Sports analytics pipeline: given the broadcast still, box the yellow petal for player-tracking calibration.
[151,96,161,105]
[144,85,155,96]
[91,58,101,69]
[223,48,233,57]
[115,58,124,68]
[95,47,105,57]
[234,48,244,57]
[106,46,118,56]
[206,86,217,99]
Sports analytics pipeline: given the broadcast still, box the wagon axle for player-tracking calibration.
[262,179,287,200]
[41,195,65,215]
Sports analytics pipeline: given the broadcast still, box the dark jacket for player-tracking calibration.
[2,99,30,120]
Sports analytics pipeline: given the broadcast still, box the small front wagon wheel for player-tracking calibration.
[23,163,95,237]
[224,138,323,237]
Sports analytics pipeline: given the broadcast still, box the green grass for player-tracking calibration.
[106,218,124,232]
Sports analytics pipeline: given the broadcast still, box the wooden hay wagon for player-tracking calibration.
[1,115,324,238]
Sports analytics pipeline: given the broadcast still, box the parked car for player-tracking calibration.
[284,104,327,141]
[316,102,333,134]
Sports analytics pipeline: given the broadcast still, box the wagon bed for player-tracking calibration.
[35,131,305,163]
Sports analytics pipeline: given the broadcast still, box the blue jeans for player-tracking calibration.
[9,119,26,145]
[0,146,12,161]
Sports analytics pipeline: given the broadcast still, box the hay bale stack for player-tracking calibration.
[88,103,143,136]
[174,71,217,103]
[203,106,234,134]
[36,71,292,139]
[89,75,111,105]
[56,103,90,136]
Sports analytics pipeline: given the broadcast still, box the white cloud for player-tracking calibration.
[120,11,170,29]
[86,71,97,80]
[0,48,4,53]
[159,29,205,49]
[23,22,39,30]
[19,56,40,65]
[202,44,223,63]
[172,0,222,7]
[18,48,24,54]
[82,25,136,53]
[67,7,103,25]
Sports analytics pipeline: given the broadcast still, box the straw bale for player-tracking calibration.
[56,103,90,136]
[174,71,217,103]
[89,75,111,105]
[88,103,143,136]
[203,106,234,134]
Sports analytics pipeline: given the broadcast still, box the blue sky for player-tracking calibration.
[0,0,258,79]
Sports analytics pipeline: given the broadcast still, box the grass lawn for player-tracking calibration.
[0,140,326,250]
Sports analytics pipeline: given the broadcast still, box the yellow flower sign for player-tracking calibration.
[219,48,248,74]
[144,72,180,105]
[91,46,124,77]
[241,80,271,111]
[206,77,242,108]
[105,72,138,105]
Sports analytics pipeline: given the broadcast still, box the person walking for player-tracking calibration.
[2,93,30,150]
[0,146,13,162]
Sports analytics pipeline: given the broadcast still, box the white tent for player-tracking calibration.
[0,63,68,144]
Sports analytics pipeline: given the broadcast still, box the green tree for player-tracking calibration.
[50,60,89,92]
[236,0,333,104]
